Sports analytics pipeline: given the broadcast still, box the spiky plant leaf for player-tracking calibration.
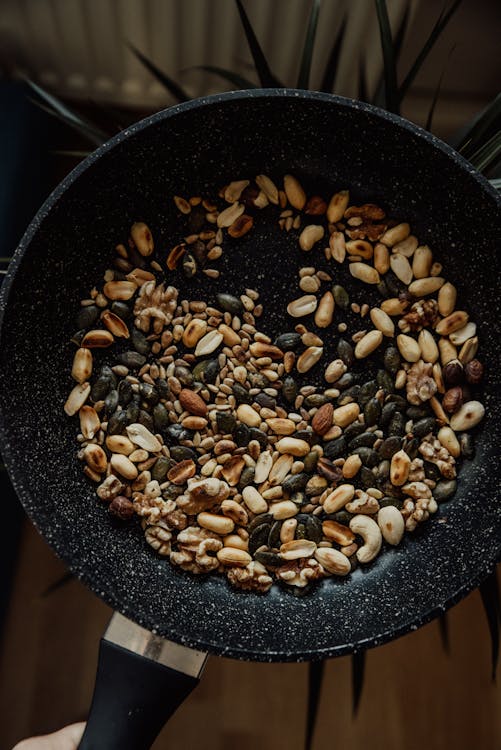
[187,65,257,90]
[438,612,450,653]
[127,43,190,102]
[457,93,501,157]
[375,0,399,113]
[352,651,366,715]
[26,80,108,145]
[468,130,501,174]
[372,1,410,107]
[425,43,456,131]
[297,0,322,89]
[358,57,368,102]
[235,0,283,88]
[305,660,325,750]
[479,571,500,681]
[320,15,347,93]
[399,0,463,103]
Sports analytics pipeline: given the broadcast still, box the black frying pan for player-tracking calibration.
[1,90,500,749]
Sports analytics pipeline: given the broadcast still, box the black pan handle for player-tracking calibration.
[78,614,207,750]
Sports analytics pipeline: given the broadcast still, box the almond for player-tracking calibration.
[179,388,208,416]
[311,403,334,435]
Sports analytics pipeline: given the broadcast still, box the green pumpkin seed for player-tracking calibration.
[404,437,419,459]
[282,473,308,495]
[332,284,350,309]
[105,390,119,414]
[406,405,431,420]
[140,383,159,406]
[156,379,169,399]
[248,513,272,533]
[131,330,150,356]
[76,305,100,330]
[232,383,252,405]
[353,447,379,467]
[423,461,441,482]
[216,293,242,314]
[267,521,282,550]
[303,394,329,408]
[434,479,457,502]
[359,466,377,488]
[413,417,436,439]
[111,301,132,320]
[107,409,127,435]
[216,411,236,433]
[388,412,405,437]
[337,385,361,406]
[376,369,394,393]
[337,338,354,366]
[358,380,378,407]
[303,451,319,473]
[343,421,365,441]
[126,402,140,424]
[380,402,398,429]
[238,466,255,491]
[119,351,146,369]
[249,522,272,555]
[323,436,346,459]
[364,397,381,427]
[152,456,173,482]
[349,432,378,450]
[170,446,197,462]
[137,409,154,431]
[254,550,283,569]
[379,436,401,459]
[275,332,302,350]
[91,375,112,402]
[295,523,307,540]
[153,403,169,431]
[384,346,400,374]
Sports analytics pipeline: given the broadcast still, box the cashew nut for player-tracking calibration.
[349,515,382,563]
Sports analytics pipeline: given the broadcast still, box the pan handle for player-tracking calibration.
[78,613,208,750]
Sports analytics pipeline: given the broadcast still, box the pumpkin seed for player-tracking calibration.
[332,284,350,310]
[434,479,457,502]
[119,351,146,369]
[275,332,302,350]
[77,305,100,329]
[216,293,242,314]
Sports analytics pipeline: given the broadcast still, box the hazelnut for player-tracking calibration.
[465,359,484,385]
[442,386,464,414]
[109,495,135,520]
[442,358,464,386]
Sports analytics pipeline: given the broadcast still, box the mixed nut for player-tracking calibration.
[64,174,485,594]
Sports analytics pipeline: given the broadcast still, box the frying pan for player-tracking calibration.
[1,90,500,749]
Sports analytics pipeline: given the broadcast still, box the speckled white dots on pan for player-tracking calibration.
[0,90,500,662]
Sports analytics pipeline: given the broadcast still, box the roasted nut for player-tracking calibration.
[109,496,135,520]
[166,244,186,270]
[71,348,93,383]
[131,222,154,256]
[283,174,306,210]
[377,506,404,545]
[327,190,349,223]
[311,403,334,435]
[299,224,325,251]
[84,444,107,474]
[228,214,253,238]
[81,329,114,348]
[449,400,485,431]
[101,311,130,338]
[103,281,137,300]
[465,359,484,384]
[442,386,463,414]
[349,515,382,563]
[179,388,208,416]
[168,459,197,485]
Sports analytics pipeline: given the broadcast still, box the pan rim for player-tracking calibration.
[0,88,500,661]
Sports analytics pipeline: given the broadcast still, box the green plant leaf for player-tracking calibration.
[479,571,500,681]
[358,57,368,102]
[235,0,283,88]
[320,15,347,93]
[51,150,93,158]
[456,93,501,157]
[489,178,501,190]
[468,130,501,174]
[297,0,322,89]
[25,80,109,145]
[187,65,257,90]
[399,0,463,103]
[127,43,190,102]
[438,613,450,654]
[305,660,325,750]
[425,43,456,131]
[372,1,410,107]
[375,0,399,113]
[352,651,366,715]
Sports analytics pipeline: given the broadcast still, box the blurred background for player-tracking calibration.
[0,1,500,749]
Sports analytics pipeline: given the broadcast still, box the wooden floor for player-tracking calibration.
[1,521,500,750]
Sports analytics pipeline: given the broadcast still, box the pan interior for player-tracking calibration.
[0,91,500,661]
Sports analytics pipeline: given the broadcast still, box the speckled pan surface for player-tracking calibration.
[0,90,500,662]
